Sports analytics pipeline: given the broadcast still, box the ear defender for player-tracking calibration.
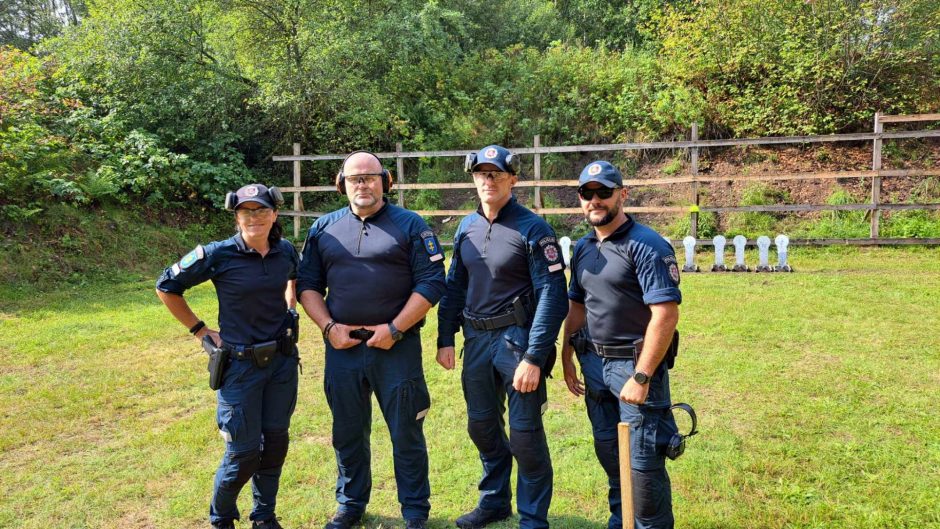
[267,186,285,207]
[665,403,699,460]
[224,192,238,210]
[464,153,477,173]
[336,151,393,195]
[505,153,521,175]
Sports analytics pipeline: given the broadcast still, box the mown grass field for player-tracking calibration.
[1,247,938,529]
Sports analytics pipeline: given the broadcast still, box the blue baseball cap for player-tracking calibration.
[234,184,276,209]
[468,145,518,174]
[578,161,623,188]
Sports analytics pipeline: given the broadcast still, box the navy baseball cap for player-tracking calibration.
[234,184,275,209]
[578,161,623,188]
[470,145,515,173]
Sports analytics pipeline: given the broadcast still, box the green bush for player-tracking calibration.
[667,211,719,239]
[795,188,869,239]
[725,183,789,238]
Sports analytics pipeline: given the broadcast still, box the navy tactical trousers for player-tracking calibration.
[211,350,299,525]
[323,332,432,521]
[461,323,552,529]
[577,350,679,529]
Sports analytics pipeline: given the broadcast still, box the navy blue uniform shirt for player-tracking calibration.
[156,234,299,346]
[296,200,446,324]
[438,196,568,366]
[568,216,682,344]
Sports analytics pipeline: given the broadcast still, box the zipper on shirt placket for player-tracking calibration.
[356,220,368,255]
[482,223,493,257]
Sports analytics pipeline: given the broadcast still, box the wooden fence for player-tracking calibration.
[273,113,940,245]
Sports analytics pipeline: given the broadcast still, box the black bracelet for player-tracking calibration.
[322,320,336,341]
[189,320,206,335]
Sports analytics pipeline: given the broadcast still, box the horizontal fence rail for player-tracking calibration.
[275,113,940,245]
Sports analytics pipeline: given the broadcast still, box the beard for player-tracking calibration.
[585,198,623,226]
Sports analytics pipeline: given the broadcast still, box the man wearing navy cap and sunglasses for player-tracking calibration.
[560,161,684,529]
[436,145,568,529]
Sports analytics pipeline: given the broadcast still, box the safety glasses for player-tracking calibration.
[346,174,383,186]
[235,207,273,219]
[472,171,511,183]
[578,186,620,200]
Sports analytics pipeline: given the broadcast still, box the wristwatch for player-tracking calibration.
[388,322,404,342]
[633,371,651,385]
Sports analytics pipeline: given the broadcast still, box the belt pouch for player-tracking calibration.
[251,340,278,368]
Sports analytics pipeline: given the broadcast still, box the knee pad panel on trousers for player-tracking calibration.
[509,428,549,475]
[593,437,620,480]
[468,418,504,458]
[222,449,261,490]
[631,467,673,522]
[258,430,289,470]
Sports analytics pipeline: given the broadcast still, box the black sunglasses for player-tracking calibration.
[578,186,620,200]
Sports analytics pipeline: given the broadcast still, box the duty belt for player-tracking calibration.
[227,334,295,365]
[463,294,534,331]
[593,341,643,360]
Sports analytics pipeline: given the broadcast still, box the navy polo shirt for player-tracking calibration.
[156,234,299,346]
[296,200,446,325]
[568,216,682,345]
[438,196,568,364]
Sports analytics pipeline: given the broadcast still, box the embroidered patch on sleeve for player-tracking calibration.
[421,230,444,262]
[538,236,564,272]
[178,245,205,271]
[663,255,680,285]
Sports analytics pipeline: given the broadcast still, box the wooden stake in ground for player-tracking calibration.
[619,422,634,529]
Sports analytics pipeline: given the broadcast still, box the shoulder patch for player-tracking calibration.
[421,232,444,262]
[179,245,205,270]
[668,262,680,285]
[538,237,563,272]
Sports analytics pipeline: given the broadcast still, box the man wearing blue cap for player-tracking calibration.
[436,145,568,529]
[559,161,683,529]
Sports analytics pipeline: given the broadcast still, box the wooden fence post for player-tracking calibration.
[871,113,882,238]
[690,123,700,238]
[533,135,543,216]
[396,142,405,207]
[293,142,301,239]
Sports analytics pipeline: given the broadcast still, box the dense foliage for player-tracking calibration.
[1,0,938,218]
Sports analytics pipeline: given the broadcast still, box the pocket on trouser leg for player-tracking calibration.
[399,376,432,424]
[217,403,246,445]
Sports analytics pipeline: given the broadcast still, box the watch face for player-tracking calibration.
[633,371,650,384]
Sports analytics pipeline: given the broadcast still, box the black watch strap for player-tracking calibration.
[189,320,206,335]
[388,322,404,341]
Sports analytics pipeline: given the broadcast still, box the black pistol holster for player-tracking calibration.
[665,329,680,369]
[203,335,229,390]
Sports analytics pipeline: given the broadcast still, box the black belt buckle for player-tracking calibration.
[593,343,637,360]
[251,340,278,368]
[349,328,374,341]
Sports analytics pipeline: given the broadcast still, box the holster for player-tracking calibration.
[665,329,680,369]
[286,309,300,345]
[203,335,229,390]
[568,328,593,355]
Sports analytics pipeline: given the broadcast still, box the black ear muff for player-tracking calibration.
[338,150,391,194]
[336,172,346,195]
[666,403,698,460]
[268,186,285,207]
[224,192,237,210]
[505,153,521,175]
[464,153,477,173]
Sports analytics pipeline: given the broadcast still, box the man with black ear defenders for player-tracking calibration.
[436,145,568,529]
[296,151,446,529]
[156,183,300,529]
[560,160,684,529]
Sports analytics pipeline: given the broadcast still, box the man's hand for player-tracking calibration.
[436,347,456,370]
[196,327,222,348]
[327,323,363,350]
[561,356,584,397]
[365,324,395,350]
[513,360,541,393]
[619,378,649,405]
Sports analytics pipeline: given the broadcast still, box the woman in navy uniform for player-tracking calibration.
[156,184,300,529]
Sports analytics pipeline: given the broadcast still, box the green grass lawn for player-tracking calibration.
[1,247,938,529]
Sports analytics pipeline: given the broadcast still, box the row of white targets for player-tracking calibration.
[556,234,793,273]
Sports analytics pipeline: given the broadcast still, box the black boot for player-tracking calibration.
[324,511,362,529]
[253,518,284,529]
[455,507,512,529]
